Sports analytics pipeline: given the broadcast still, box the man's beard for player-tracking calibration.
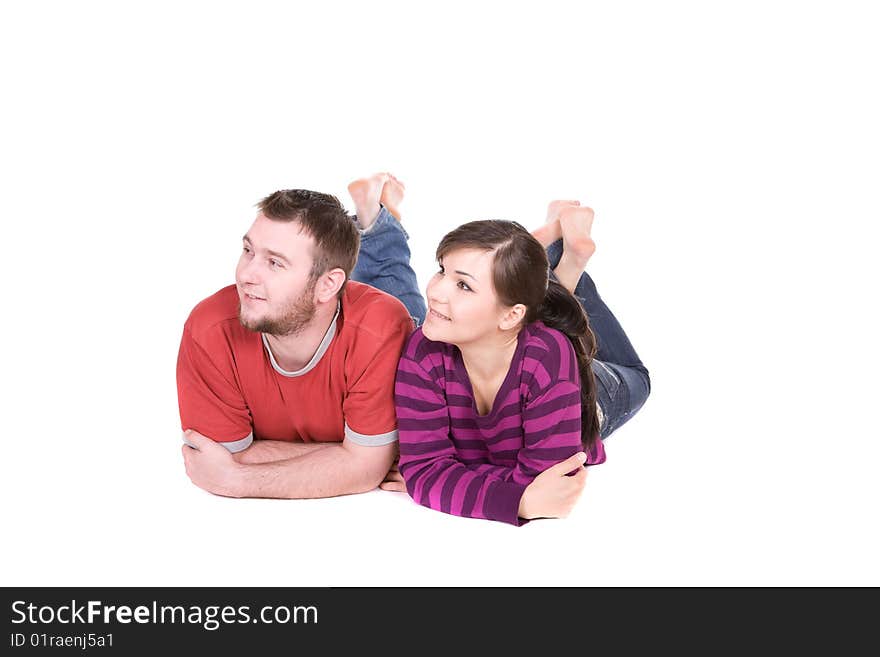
[239,283,317,337]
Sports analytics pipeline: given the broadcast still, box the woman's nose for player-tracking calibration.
[426,279,448,304]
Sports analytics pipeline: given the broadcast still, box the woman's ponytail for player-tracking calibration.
[538,279,600,449]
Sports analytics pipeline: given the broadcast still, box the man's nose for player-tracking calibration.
[238,257,262,285]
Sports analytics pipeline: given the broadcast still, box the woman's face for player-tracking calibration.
[422,247,510,345]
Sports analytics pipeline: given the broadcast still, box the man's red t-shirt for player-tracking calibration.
[176,282,413,451]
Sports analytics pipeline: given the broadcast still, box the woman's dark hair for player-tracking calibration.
[436,220,600,448]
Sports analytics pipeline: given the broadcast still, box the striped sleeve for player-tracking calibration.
[512,331,588,483]
[395,345,528,526]
[515,380,584,481]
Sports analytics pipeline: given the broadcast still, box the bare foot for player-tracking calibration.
[531,199,580,247]
[348,172,390,230]
[380,174,405,220]
[553,206,596,294]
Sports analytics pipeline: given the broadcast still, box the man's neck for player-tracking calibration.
[264,301,339,372]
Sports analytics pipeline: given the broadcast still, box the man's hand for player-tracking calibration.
[181,430,245,497]
[379,458,406,492]
[518,452,588,520]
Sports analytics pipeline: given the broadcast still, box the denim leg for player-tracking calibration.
[591,360,651,439]
[547,239,650,438]
[546,239,647,373]
[351,206,427,327]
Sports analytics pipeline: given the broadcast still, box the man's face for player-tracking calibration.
[235,213,318,336]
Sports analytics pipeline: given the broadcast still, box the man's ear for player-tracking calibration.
[315,268,347,303]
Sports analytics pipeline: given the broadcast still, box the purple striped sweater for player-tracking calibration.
[394,321,606,526]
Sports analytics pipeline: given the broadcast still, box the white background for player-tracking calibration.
[2,1,878,586]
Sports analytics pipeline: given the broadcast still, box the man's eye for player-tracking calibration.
[269,259,282,268]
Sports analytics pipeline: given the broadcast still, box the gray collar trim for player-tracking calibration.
[262,302,340,377]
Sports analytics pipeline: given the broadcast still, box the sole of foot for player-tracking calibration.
[532,200,581,247]
[559,205,596,262]
[348,173,390,230]
[380,174,405,221]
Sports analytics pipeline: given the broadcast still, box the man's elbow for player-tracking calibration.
[348,475,384,495]
[341,441,397,494]
[349,461,392,494]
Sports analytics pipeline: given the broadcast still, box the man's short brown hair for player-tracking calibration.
[257,189,359,294]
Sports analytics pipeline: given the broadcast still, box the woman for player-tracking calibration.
[348,175,650,525]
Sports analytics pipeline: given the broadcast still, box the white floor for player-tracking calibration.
[2,1,878,587]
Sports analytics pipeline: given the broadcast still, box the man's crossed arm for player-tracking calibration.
[181,430,397,499]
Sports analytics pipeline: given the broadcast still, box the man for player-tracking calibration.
[177,173,426,498]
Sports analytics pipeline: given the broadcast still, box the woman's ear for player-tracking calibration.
[498,304,527,331]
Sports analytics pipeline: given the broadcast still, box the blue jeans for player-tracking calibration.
[351,206,427,328]
[546,240,651,440]
[353,213,649,440]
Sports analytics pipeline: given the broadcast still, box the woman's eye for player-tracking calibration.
[457,281,472,292]
[269,259,282,268]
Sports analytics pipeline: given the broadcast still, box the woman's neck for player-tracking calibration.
[457,329,520,384]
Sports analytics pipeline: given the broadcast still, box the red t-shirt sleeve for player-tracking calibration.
[176,324,253,452]
[342,313,411,446]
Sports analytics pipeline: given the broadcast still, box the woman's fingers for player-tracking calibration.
[544,452,587,477]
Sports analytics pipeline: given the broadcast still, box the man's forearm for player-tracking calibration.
[233,439,332,465]
[232,443,391,499]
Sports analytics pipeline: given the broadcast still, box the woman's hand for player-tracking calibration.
[518,452,588,520]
